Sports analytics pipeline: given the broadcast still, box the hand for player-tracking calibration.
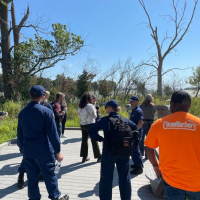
[0,117,3,121]
[153,166,162,179]
[56,152,63,162]
[61,111,65,116]
[4,112,8,116]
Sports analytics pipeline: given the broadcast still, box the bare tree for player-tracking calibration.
[80,58,100,76]
[97,58,149,102]
[163,73,187,96]
[97,61,121,93]
[137,0,198,95]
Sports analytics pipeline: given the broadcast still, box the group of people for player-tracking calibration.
[78,91,200,200]
[15,84,200,200]
[77,92,155,199]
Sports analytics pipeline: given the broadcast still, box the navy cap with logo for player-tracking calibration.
[128,95,139,101]
[30,85,46,97]
[171,91,191,104]
[102,99,119,109]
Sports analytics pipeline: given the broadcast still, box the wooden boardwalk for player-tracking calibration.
[0,130,163,200]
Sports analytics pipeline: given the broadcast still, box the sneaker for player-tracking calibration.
[82,157,90,163]
[97,157,101,163]
[130,167,143,175]
[17,172,25,189]
[60,134,67,138]
[52,194,69,200]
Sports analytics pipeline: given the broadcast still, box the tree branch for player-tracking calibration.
[163,0,198,60]
[162,67,190,76]
[161,31,172,50]
[138,0,155,35]
[18,5,30,32]
[30,58,65,76]
[136,62,158,70]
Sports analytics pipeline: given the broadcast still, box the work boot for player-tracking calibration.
[52,194,69,200]
[130,166,143,175]
[17,172,25,189]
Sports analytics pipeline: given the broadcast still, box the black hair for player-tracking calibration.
[79,93,93,108]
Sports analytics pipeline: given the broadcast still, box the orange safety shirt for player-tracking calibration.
[144,111,200,192]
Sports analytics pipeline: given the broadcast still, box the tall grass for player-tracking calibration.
[0,97,200,144]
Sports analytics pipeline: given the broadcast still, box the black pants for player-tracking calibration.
[62,113,67,135]
[80,124,101,158]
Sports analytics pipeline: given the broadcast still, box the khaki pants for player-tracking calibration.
[80,124,101,158]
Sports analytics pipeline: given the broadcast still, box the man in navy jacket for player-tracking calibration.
[128,95,144,175]
[17,85,69,200]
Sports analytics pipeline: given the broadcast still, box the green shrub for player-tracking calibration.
[1,100,24,118]
[1,97,200,144]
[0,118,18,144]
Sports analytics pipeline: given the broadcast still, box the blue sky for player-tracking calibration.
[10,0,200,86]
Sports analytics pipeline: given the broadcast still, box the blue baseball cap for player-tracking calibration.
[30,85,46,97]
[102,99,119,109]
[128,95,139,101]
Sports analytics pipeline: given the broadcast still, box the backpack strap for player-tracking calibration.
[108,116,118,131]
[108,117,118,123]
[120,116,126,123]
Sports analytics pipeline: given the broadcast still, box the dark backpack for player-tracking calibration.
[105,116,139,157]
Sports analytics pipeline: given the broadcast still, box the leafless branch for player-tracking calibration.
[136,60,158,70]
[162,67,190,76]
[19,13,50,34]
[138,0,155,34]
[80,58,100,75]
[163,0,198,60]
[161,31,172,50]
[18,5,30,31]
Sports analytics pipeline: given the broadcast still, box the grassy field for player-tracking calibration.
[0,97,200,144]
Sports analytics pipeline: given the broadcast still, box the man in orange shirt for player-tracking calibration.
[145,91,200,200]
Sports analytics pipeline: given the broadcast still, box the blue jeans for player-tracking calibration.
[131,130,143,167]
[163,179,200,200]
[99,150,131,200]
[56,120,62,137]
